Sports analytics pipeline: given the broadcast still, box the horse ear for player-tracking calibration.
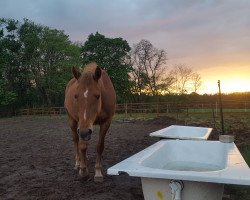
[72,67,81,80]
[93,66,102,81]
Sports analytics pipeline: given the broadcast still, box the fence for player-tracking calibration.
[18,107,66,116]
[18,101,250,117]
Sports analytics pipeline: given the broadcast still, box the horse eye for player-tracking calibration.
[74,94,78,99]
[95,95,100,100]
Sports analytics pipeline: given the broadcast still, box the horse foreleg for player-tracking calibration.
[72,131,80,170]
[69,118,80,170]
[94,121,111,182]
[78,140,89,177]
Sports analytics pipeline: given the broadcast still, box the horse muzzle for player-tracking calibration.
[77,128,92,141]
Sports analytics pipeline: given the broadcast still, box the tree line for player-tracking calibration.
[0,18,203,116]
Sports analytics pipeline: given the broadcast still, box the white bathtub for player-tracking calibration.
[108,140,250,200]
[150,125,212,140]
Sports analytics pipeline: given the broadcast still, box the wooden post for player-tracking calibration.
[157,103,159,116]
[218,80,225,135]
[125,103,128,117]
[215,102,218,117]
[211,104,216,129]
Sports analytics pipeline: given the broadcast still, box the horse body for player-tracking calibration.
[64,63,116,182]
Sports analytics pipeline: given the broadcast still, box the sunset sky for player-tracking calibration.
[1,0,250,94]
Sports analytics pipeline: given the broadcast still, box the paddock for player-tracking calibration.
[0,117,166,199]
[0,117,249,199]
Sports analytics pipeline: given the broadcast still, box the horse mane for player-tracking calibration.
[82,62,98,74]
[79,62,99,84]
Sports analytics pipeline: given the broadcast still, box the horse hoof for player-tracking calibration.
[79,169,89,177]
[80,174,91,182]
[74,160,80,170]
[74,165,79,170]
[94,175,104,183]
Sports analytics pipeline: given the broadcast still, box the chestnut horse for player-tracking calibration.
[64,63,116,182]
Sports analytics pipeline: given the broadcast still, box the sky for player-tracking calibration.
[1,0,250,94]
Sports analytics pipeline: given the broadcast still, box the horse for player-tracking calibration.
[64,62,116,182]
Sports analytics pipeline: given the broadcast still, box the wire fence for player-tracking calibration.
[17,101,250,117]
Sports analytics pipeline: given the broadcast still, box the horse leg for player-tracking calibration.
[72,130,80,170]
[78,140,89,177]
[94,120,111,182]
[68,118,80,170]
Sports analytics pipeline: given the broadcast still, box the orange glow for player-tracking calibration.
[201,79,250,94]
[197,65,250,94]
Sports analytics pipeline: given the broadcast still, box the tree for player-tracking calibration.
[0,79,17,106]
[130,39,173,97]
[171,64,202,94]
[30,27,80,106]
[15,19,82,107]
[81,32,132,102]
[0,18,81,111]
[0,18,22,110]
[191,72,202,93]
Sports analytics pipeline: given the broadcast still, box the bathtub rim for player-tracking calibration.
[149,125,213,140]
[107,140,250,186]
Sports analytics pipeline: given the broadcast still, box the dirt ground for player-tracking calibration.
[0,116,248,200]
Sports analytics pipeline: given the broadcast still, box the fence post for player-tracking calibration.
[215,102,218,117]
[157,103,159,116]
[125,103,128,117]
[218,80,225,135]
[211,103,216,128]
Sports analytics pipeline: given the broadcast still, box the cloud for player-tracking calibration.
[1,0,250,72]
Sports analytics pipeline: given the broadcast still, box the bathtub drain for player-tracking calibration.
[169,180,184,200]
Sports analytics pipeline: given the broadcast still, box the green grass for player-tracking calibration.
[241,146,250,167]
[12,115,67,120]
[113,113,158,121]
[224,185,250,199]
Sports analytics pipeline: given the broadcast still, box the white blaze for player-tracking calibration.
[83,88,88,121]
[84,110,86,121]
[84,89,88,98]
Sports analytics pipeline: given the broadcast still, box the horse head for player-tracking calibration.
[72,66,102,141]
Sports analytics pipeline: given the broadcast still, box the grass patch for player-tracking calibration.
[113,113,158,121]
[224,185,250,199]
[241,146,250,167]
[13,115,67,120]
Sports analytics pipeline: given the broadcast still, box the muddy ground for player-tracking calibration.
[0,116,248,200]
